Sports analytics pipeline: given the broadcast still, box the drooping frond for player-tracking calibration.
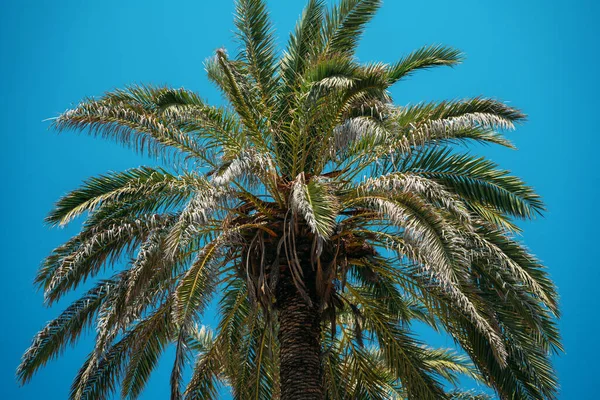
[173,240,223,330]
[38,214,174,304]
[120,303,173,400]
[184,326,223,400]
[52,86,212,164]
[170,239,224,398]
[290,173,339,240]
[17,276,120,384]
[400,147,544,219]
[347,196,508,363]
[46,167,196,226]
[70,300,173,400]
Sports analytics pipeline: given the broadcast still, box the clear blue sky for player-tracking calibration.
[1,0,598,398]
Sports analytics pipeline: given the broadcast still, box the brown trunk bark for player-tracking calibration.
[277,272,324,400]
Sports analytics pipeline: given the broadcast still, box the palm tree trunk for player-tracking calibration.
[277,272,324,400]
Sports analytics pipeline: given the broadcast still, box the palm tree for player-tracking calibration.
[18,0,561,399]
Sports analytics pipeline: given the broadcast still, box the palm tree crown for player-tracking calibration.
[19,0,561,399]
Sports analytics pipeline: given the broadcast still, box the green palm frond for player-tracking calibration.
[324,0,381,56]
[395,97,526,132]
[17,276,120,384]
[70,300,173,400]
[279,0,326,97]
[211,50,270,151]
[46,166,196,226]
[121,303,173,400]
[38,214,173,304]
[172,240,224,397]
[234,0,278,109]
[387,45,464,84]
[401,147,544,219]
[184,326,223,400]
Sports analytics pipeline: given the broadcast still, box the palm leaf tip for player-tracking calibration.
[387,44,465,84]
[325,0,382,56]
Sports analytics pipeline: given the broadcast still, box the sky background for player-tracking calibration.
[1,0,598,398]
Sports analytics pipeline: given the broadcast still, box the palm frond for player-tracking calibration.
[52,86,210,163]
[170,237,226,398]
[400,147,544,219]
[121,302,173,400]
[290,174,339,240]
[17,276,120,384]
[279,0,326,96]
[46,167,193,226]
[39,214,172,304]
[69,300,173,400]
[211,50,270,151]
[324,0,382,55]
[387,45,464,84]
[234,0,278,108]
[184,326,224,400]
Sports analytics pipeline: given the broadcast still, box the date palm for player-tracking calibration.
[18,0,561,399]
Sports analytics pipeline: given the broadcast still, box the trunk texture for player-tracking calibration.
[277,272,324,400]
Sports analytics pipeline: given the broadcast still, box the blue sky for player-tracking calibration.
[1,0,598,398]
